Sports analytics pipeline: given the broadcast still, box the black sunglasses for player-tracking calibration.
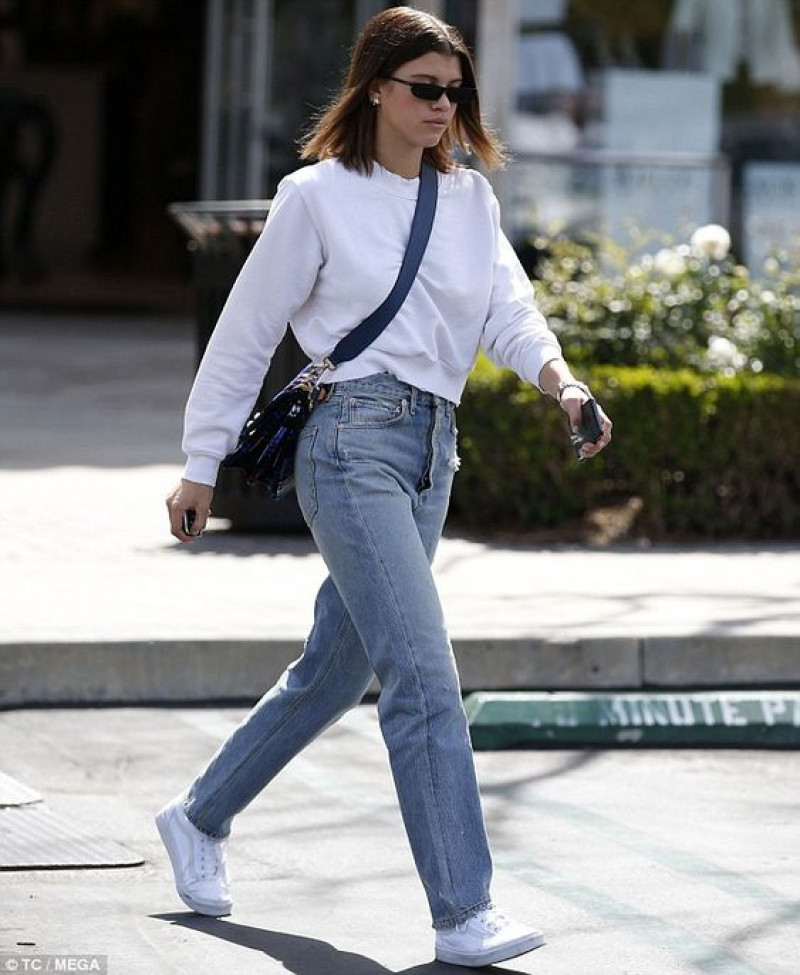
[382,76,477,105]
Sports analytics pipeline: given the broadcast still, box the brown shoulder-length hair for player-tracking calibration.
[299,6,507,174]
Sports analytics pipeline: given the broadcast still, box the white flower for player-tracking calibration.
[691,224,731,260]
[654,248,686,276]
[707,335,746,371]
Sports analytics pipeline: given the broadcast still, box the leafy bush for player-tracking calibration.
[451,358,800,540]
[451,225,800,539]
[531,229,800,378]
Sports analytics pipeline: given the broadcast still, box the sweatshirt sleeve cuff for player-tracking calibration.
[183,454,222,486]
[533,353,564,392]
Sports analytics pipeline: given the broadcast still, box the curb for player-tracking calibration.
[465,690,800,748]
[1,635,799,706]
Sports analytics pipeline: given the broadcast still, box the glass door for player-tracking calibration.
[202,0,384,200]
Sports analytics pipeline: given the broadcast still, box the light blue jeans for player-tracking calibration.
[183,373,494,929]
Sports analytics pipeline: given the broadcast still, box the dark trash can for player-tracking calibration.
[169,200,308,532]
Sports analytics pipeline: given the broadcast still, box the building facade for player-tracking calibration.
[2,0,799,303]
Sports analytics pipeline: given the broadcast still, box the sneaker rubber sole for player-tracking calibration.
[435,930,545,967]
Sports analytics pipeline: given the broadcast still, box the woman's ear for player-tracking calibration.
[368,80,383,106]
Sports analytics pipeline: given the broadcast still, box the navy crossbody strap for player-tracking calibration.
[327,161,438,367]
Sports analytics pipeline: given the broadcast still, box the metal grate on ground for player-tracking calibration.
[0,772,143,870]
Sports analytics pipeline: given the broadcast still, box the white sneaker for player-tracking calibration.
[435,907,545,967]
[155,795,232,917]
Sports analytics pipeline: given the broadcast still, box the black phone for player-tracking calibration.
[182,510,196,535]
[569,398,603,460]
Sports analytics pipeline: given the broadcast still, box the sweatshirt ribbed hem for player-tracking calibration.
[326,351,467,405]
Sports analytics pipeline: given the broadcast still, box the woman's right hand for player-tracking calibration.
[166,478,215,543]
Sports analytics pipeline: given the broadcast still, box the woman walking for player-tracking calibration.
[157,7,611,967]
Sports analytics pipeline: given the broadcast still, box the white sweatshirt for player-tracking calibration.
[182,158,562,485]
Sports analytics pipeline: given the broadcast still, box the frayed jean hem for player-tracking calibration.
[183,801,229,840]
[432,898,494,930]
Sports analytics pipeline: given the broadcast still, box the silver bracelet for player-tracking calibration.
[556,380,591,403]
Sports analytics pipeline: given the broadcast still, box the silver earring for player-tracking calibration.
[371,97,380,107]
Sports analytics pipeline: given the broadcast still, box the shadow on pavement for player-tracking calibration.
[150,913,534,974]
[161,531,316,558]
[481,750,603,791]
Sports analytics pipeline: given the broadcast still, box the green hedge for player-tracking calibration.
[450,358,800,540]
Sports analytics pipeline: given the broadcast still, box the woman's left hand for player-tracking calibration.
[558,387,613,460]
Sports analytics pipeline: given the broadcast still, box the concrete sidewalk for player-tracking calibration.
[1,312,799,705]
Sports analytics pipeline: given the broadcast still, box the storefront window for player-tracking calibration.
[0,0,203,282]
[501,0,800,269]
[7,0,799,294]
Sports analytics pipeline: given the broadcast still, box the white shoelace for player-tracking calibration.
[198,833,227,881]
[475,908,510,934]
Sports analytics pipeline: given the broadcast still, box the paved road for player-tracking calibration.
[3,705,800,974]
